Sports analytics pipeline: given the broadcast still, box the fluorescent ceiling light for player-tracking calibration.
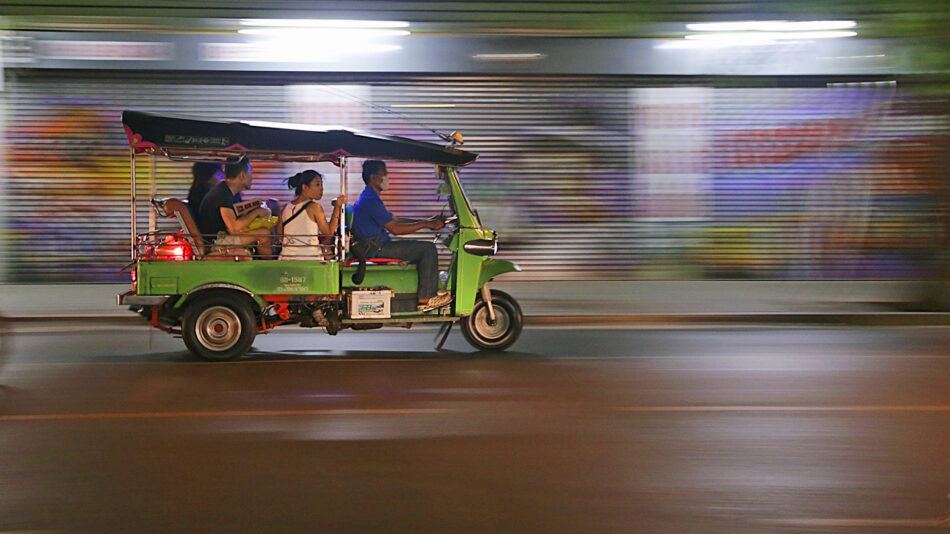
[233,22,408,61]
[240,19,410,29]
[659,27,857,49]
[685,30,856,41]
[687,20,855,32]
[472,53,546,61]
[656,40,769,50]
[684,32,775,44]
[239,28,410,38]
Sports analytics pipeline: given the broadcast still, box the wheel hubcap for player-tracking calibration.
[473,305,510,340]
[195,306,242,351]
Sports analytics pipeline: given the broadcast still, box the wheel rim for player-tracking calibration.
[194,305,242,351]
[472,304,511,341]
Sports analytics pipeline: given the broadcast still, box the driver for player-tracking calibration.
[352,160,452,311]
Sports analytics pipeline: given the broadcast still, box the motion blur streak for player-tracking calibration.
[0,3,948,533]
[2,74,947,284]
[0,408,456,422]
[1,327,949,532]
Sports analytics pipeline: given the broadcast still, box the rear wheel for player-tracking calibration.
[461,289,523,351]
[182,292,257,361]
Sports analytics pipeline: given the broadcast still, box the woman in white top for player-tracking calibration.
[277,170,345,260]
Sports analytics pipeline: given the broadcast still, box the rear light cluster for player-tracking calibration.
[144,232,194,262]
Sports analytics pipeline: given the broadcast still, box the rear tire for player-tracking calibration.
[461,289,523,351]
[182,292,257,361]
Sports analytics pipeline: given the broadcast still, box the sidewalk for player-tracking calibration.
[1,281,948,326]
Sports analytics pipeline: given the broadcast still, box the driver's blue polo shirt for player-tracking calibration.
[352,186,394,242]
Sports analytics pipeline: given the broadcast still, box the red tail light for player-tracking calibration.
[148,233,194,261]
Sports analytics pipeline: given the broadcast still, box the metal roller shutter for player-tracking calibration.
[1,71,947,283]
[1,72,289,282]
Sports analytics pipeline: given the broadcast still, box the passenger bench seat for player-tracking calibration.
[150,198,251,260]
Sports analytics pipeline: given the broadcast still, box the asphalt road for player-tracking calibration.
[1,324,949,533]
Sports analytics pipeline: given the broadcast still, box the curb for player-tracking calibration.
[527,313,950,327]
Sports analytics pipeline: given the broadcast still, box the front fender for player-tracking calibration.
[478,258,521,288]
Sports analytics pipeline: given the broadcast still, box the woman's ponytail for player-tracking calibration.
[285,170,321,196]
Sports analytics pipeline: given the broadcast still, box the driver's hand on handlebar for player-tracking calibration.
[427,219,445,231]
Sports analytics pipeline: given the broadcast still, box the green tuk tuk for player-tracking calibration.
[117,111,523,361]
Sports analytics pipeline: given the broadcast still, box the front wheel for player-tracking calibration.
[461,289,523,351]
[182,292,257,361]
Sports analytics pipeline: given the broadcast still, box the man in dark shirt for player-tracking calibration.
[197,157,273,256]
[352,160,451,311]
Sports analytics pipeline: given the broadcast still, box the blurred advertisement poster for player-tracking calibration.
[633,87,711,221]
[36,40,173,61]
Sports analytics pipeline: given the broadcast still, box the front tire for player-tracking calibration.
[182,292,257,361]
[461,289,523,351]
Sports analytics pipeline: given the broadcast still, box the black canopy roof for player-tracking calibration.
[122,110,477,167]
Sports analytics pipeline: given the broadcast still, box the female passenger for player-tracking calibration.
[277,170,345,260]
[186,162,223,221]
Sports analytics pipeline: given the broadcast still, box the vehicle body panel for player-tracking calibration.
[341,264,418,293]
[136,260,340,303]
[479,258,522,288]
[454,228,490,315]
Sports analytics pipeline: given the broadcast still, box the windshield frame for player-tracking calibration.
[439,166,481,228]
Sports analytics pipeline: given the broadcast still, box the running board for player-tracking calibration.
[342,316,458,325]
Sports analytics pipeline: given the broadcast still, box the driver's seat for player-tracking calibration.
[344,204,407,284]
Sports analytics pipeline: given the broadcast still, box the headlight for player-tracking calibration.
[463,238,497,256]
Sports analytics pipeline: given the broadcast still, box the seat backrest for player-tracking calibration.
[152,198,205,256]
[344,204,354,228]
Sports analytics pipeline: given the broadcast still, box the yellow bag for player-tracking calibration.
[243,216,278,232]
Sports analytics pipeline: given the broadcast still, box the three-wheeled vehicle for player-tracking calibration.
[118,111,523,360]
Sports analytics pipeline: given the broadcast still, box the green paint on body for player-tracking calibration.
[137,260,340,300]
[341,263,418,293]
[478,258,522,288]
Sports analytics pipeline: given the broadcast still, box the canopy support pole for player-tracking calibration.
[148,154,157,232]
[130,149,137,261]
[339,156,347,259]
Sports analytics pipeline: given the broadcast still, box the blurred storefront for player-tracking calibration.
[0,31,947,285]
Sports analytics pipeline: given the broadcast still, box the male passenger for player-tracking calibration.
[197,157,273,257]
[352,160,451,311]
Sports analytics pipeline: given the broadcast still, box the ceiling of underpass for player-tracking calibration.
[0,0,948,40]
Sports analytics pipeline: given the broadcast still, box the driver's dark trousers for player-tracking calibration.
[374,239,439,300]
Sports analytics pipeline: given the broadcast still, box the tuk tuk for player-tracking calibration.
[117,111,523,361]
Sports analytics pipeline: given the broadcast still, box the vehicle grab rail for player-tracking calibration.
[135,230,341,261]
